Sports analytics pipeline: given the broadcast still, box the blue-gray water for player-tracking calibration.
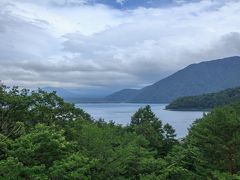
[76,103,204,138]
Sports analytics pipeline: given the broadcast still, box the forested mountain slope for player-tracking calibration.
[166,87,240,110]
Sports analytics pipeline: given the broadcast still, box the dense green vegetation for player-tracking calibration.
[1,83,240,179]
[166,87,240,110]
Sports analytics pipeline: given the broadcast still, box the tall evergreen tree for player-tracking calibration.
[187,104,240,175]
[130,105,164,156]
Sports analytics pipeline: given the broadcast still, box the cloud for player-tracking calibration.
[116,0,126,5]
[5,0,89,6]
[0,0,240,93]
[62,1,240,83]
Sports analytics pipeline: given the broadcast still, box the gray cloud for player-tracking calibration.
[0,0,240,93]
[5,0,89,6]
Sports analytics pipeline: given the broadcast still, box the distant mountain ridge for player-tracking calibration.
[43,56,240,104]
[105,89,140,103]
[106,56,240,103]
[43,87,76,99]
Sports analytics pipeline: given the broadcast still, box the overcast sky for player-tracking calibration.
[1,0,240,96]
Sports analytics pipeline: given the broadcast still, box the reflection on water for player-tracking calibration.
[76,103,204,138]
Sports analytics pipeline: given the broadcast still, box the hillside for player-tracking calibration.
[104,89,140,102]
[43,87,76,99]
[166,87,240,110]
[107,56,240,103]
[42,87,107,103]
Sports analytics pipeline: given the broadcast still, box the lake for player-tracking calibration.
[76,103,204,138]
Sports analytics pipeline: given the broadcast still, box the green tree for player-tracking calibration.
[0,85,91,138]
[130,105,163,153]
[49,153,96,180]
[162,123,178,155]
[0,85,30,138]
[0,134,11,160]
[0,157,24,179]
[130,105,177,156]
[9,124,73,167]
[0,157,48,179]
[162,145,206,179]
[187,104,240,175]
[29,89,91,125]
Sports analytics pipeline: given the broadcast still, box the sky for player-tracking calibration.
[1,0,240,97]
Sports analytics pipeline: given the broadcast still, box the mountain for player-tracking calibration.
[42,87,104,103]
[166,87,240,110]
[105,89,140,102]
[107,56,240,103]
[42,87,76,99]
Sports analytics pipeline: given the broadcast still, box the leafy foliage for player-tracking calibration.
[1,84,240,179]
[0,84,91,138]
[49,153,96,180]
[130,105,178,156]
[186,103,240,175]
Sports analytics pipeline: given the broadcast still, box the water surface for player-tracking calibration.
[76,103,204,138]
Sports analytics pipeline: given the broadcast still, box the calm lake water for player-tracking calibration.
[76,103,204,138]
